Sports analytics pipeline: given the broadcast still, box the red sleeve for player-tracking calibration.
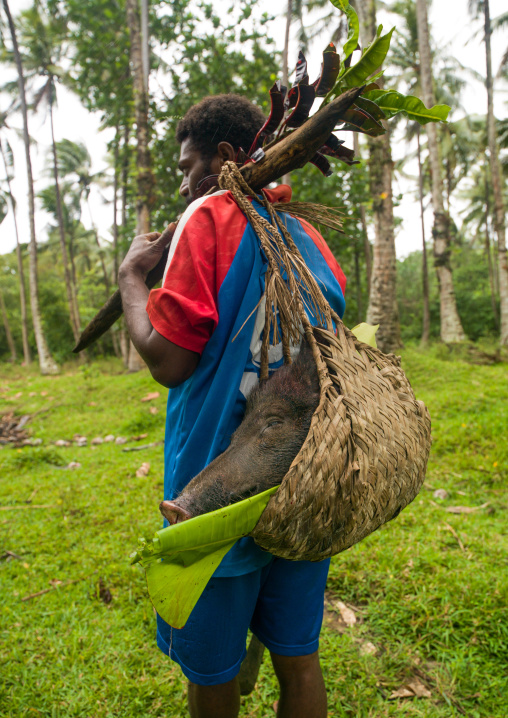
[146,203,219,354]
[146,192,247,354]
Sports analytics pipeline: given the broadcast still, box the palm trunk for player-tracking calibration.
[416,0,465,343]
[2,0,58,374]
[119,124,131,367]
[281,0,293,187]
[484,0,508,344]
[113,127,120,280]
[49,90,81,342]
[484,171,499,329]
[110,127,122,359]
[0,138,31,364]
[353,132,372,294]
[126,0,154,371]
[0,289,17,362]
[417,130,430,345]
[354,238,362,322]
[356,0,401,353]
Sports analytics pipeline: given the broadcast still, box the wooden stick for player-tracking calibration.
[443,522,465,552]
[21,573,94,602]
[121,441,164,452]
[73,87,364,352]
[0,504,56,510]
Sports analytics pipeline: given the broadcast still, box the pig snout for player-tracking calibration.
[159,500,192,525]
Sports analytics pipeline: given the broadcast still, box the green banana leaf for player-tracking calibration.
[132,487,278,629]
[364,89,450,124]
[328,0,359,59]
[131,323,379,630]
[333,25,394,96]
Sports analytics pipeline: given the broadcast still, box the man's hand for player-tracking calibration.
[118,221,199,388]
[119,223,177,280]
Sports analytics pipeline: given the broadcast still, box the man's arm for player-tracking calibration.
[118,225,200,388]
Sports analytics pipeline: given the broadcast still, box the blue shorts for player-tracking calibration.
[157,556,330,686]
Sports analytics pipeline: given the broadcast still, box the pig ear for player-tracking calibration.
[295,334,320,395]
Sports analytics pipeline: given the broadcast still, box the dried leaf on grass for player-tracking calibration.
[446,503,489,514]
[141,392,160,402]
[359,641,377,656]
[323,592,357,631]
[389,678,432,700]
[136,462,150,478]
[335,600,357,626]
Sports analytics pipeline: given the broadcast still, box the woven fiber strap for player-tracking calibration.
[219,162,432,561]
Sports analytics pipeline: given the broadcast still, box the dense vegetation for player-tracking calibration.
[0,0,507,365]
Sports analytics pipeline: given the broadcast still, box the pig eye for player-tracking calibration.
[262,419,283,434]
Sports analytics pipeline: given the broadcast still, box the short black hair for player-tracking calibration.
[176,94,266,158]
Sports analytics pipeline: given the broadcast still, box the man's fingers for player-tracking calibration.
[145,232,161,242]
[156,222,177,248]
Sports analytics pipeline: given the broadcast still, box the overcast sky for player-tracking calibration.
[0,0,506,262]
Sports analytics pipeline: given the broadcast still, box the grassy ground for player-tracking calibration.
[1,347,507,717]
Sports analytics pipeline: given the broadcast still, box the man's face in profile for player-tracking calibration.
[177,138,236,205]
[177,138,217,205]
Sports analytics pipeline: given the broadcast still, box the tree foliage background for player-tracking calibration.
[0,0,507,363]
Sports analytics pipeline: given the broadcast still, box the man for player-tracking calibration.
[118,94,347,718]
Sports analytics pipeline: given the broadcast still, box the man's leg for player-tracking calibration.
[187,678,240,718]
[271,651,327,718]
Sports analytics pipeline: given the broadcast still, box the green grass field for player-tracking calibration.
[1,347,507,717]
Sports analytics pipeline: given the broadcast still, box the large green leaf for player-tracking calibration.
[327,0,359,59]
[337,25,394,92]
[351,322,379,348]
[336,106,385,137]
[364,89,450,124]
[132,487,278,628]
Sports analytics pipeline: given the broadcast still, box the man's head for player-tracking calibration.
[176,94,266,204]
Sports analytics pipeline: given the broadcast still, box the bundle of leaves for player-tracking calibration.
[243,0,450,177]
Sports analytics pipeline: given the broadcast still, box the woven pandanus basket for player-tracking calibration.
[219,162,432,562]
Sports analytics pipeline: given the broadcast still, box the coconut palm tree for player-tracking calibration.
[15,3,82,343]
[0,114,31,363]
[353,0,402,353]
[459,162,502,328]
[468,0,508,344]
[416,0,466,343]
[125,0,153,371]
[1,0,58,374]
[54,138,111,296]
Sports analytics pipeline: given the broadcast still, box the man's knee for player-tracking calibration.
[270,651,322,687]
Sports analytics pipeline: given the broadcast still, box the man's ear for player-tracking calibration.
[217,141,236,162]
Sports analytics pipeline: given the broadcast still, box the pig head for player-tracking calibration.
[159,340,320,525]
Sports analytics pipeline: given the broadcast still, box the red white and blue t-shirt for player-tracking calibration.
[147,185,346,577]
